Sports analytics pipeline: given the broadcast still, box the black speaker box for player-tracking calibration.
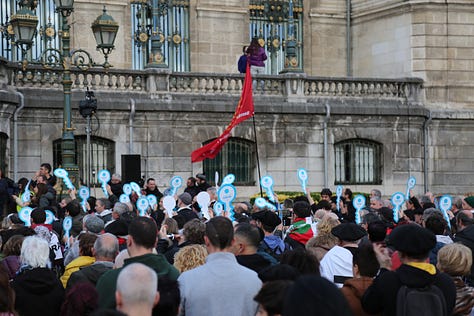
[121,154,141,183]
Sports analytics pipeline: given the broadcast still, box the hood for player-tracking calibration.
[14,268,60,294]
[264,235,285,254]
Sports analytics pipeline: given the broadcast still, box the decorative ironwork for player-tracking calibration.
[131,0,190,71]
[249,0,303,74]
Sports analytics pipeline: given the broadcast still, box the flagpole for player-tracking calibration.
[252,115,263,198]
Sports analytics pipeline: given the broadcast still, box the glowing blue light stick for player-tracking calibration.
[353,195,366,225]
[261,175,275,203]
[45,210,55,224]
[136,196,149,216]
[255,197,277,211]
[98,169,111,197]
[406,176,416,200]
[336,185,343,212]
[54,168,75,190]
[218,184,237,220]
[297,169,308,194]
[213,202,224,216]
[19,207,33,227]
[119,194,130,203]
[78,186,90,212]
[63,216,73,247]
[391,192,405,223]
[147,194,157,210]
[22,180,31,203]
[222,174,235,185]
[123,183,132,196]
[439,195,452,229]
[129,182,141,197]
[169,176,183,196]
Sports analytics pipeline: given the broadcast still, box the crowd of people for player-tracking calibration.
[1,163,474,316]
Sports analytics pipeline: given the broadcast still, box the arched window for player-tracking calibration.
[53,136,115,185]
[249,0,304,74]
[0,132,7,172]
[334,139,383,185]
[131,1,190,71]
[203,137,255,186]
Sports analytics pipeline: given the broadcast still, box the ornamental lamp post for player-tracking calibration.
[11,0,119,187]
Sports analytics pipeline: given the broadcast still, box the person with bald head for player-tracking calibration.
[116,263,160,316]
[66,233,119,290]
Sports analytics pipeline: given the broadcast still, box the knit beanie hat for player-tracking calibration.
[465,196,474,208]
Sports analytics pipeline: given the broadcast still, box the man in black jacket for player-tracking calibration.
[362,224,456,316]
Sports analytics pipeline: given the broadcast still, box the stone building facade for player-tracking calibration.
[0,0,473,198]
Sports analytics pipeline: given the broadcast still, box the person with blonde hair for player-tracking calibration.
[174,244,208,273]
[306,215,340,261]
[437,243,474,315]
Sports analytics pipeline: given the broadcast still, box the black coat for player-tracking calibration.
[66,262,113,290]
[12,267,65,316]
[454,225,474,285]
[362,264,456,316]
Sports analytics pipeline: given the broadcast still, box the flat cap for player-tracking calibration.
[331,223,367,241]
[252,210,281,230]
[387,224,436,255]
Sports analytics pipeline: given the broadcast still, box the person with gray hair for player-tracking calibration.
[370,189,382,199]
[11,236,65,316]
[64,214,105,266]
[66,233,119,290]
[116,263,160,316]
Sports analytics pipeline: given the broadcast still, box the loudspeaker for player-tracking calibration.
[121,154,141,183]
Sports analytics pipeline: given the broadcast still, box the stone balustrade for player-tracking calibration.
[0,58,423,102]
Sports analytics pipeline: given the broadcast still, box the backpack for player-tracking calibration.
[396,284,447,316]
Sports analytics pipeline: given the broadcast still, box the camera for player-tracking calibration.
[79,89,97,118]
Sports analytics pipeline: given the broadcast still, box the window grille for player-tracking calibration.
[249,0,304,74]
[53,136,115,185]
[335,139,382,185]
[131,0,190,71]
[203,137,255,186]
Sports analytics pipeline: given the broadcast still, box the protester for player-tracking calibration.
[60,282,99,316]
[96,217,179,309]
[254,280,292,316]
[12,236,65,316]
[341,242,380,316]
[437,243,474,315]
[285,201,314,249]
[116,263,160,316]
[61,232,97,287]
[173,244,208,273]
[233,222,274,273]
[178,216,262,316]
[66,233,118,290]
[0,264,16,315]
[320,222,367,287]
[282,275,353,316]
[1,234,24,279]
[362,224,456,316]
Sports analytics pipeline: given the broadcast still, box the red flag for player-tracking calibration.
[191,64,254,163]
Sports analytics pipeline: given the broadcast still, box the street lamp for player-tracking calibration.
[11,0,119,186]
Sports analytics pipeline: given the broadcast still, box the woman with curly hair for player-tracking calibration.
[173,244,208,273]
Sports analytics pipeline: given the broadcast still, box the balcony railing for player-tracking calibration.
[1,58,423,102]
